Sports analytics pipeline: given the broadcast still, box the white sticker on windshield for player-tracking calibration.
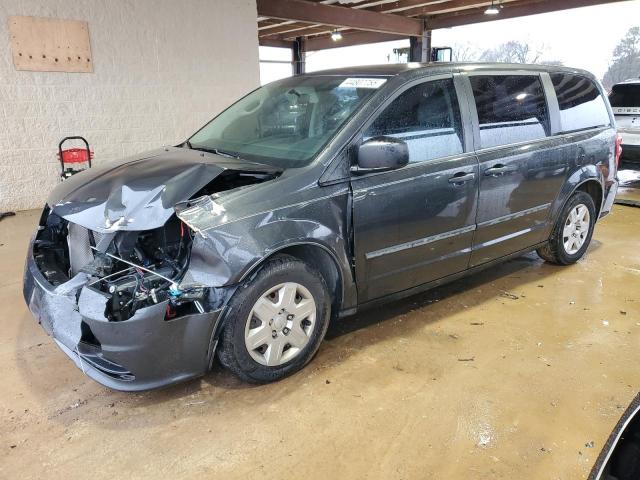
[339,78,387,89]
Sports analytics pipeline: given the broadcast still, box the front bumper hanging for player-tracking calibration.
[23,238,223,391]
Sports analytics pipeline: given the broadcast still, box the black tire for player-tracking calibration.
[537,191,596,265]
[612,441,640,480]
[217,254,331,383]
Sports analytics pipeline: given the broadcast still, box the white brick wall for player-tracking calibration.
[0,0,260,211]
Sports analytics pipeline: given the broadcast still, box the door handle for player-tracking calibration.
[448,172,476,185]
[484,164,517,177]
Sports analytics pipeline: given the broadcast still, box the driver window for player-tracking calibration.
[364,78,464,163]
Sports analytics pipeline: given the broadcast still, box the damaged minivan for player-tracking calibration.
[24,63,619,390]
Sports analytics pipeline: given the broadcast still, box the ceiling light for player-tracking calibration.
[331,30,343,42]
[485,1,500,15]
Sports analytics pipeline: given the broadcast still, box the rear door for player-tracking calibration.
[351,76,478,302]
[465,72,568,266]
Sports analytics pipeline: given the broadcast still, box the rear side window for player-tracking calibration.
[470,75,550,149]
[550,73,611,132]
[609,84,640,108]
[365,78,464,163]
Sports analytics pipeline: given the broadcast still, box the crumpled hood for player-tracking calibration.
[49,147,278,232]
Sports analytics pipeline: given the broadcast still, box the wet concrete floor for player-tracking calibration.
[618,169,640,202]
[1,187,639,479]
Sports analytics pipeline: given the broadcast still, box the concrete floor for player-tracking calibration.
[2,176,640,479]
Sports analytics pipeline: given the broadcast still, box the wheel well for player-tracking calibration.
[266,244,343,320]
[577,180,603,217]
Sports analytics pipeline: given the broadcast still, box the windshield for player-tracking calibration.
[188,75,386,168]
[609,84,640,108]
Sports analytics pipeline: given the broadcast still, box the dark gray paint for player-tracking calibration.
[47,147,280,232]
[351,150,479,301]
[23,62,619,390]
[23,237,222,390]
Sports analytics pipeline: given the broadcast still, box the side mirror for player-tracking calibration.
[351,136,409,174]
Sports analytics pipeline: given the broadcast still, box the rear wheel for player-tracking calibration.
[217,255,330,383]
[537,191,596,265]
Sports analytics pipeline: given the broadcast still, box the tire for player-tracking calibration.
[537,191,596,265]
[613,441,640,480]
[217,254,331,383]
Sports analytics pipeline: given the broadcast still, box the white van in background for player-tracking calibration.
[610,78,640,168]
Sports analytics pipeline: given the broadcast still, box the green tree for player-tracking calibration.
[603,27,640,89]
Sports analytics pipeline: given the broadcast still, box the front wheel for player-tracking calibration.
[537,191,596,265]
[217,255,330,383]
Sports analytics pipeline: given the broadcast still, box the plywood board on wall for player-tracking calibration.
[9,15,93,73]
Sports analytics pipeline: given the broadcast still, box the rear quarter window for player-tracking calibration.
[470,75,550,149]
[550,73,611,133]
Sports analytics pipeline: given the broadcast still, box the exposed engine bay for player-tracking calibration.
[34,207,204,322]
[31,162,280,325]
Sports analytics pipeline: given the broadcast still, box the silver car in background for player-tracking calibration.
[610,78,640,168]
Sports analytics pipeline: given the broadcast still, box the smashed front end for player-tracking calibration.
[22,148,280,390]
[24,210,222,390]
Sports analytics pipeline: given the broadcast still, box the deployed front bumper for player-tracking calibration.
[23,238,222,391]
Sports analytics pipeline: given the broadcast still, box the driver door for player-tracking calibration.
[351,76,479,302]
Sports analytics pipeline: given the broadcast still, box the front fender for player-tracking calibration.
[177,185,356,310]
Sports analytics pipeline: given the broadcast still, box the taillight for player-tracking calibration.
[615,134,623,168]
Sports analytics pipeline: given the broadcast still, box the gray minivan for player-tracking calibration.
[24,63,619,390]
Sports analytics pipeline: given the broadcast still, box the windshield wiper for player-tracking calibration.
[189,144,241,160]
[186,143,281,171]
[210,148,241,160]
